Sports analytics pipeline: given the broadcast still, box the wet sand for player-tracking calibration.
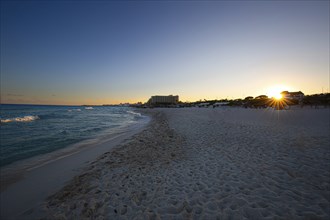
[0,119,149,220]
[41,107,330,219]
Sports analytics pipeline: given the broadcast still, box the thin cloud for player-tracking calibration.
[6,93,24,97]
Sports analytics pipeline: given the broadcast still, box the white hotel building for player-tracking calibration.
[148,95,179,105]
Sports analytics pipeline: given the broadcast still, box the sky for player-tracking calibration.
[1,0,329,105]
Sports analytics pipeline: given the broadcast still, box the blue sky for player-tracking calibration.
[1,1,329,105]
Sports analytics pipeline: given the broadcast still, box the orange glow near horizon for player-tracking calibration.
[3,84,326,106]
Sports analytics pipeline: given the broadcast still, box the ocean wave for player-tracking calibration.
[127,110,142,117]
[1,115,40,123]
[85,107,93,110]
[68,109,81,112]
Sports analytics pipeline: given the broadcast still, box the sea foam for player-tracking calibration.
[127,111,141,117]
[68,109,81,112]
[1,115,40,123]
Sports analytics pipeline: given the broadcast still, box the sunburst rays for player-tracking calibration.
[268,97,293,110]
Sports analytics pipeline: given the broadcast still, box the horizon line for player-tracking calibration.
[2,91,329,106]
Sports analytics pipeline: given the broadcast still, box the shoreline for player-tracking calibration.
[42,107,329,219]
[42,109,186,219]
[0,115,148,192]
[0,114,150,219]
[1,107,329,219]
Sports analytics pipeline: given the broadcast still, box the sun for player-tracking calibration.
[267,85,290,100]
[266,84,293,110]
[273,93,283,100]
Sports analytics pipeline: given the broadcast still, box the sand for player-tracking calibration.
[0,119,149,219]
[39,107,330,219]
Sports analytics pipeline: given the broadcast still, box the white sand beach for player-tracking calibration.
[38,107,330,219]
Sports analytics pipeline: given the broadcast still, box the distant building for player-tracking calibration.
[148,95,179,106]
[281,91,304,100]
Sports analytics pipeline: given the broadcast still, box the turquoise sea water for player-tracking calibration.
[0,104,144,167]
